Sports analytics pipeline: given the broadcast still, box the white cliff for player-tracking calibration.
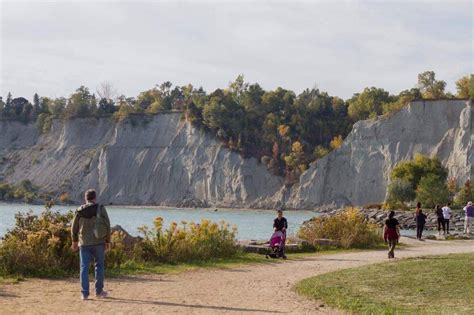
[285,99,473,209]
[0,99,472,208]
[0,113,283,207]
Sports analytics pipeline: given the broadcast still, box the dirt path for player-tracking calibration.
[1,237,473,314]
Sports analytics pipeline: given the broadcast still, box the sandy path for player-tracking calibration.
[1,237,473,314]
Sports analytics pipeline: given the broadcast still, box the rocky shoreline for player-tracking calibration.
[322,208,470,232]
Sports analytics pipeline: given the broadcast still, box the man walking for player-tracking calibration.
[464,201,474,234]
[72,189,111,300]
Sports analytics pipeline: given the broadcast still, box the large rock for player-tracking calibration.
[0,113,283,207]
[285,100,473,209]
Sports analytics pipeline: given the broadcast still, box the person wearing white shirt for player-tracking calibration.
[442,203,452,234]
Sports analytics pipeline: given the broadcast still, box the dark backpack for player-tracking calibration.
[94,204,108,240]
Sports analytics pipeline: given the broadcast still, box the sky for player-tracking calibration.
[0,0,472,100]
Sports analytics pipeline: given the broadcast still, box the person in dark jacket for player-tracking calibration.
[273,210,288,258]
[384,211,400,259]
[435,204,446,235]
[416,208,427,240]
[71,189,111,300]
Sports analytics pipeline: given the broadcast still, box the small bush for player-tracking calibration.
[0,209,76,276]
[298,208,381,249]
[134,218,239,263]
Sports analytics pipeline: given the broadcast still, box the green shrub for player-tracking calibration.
[385,178,415,209]
[0,209,240,277]
[135,218,239,263]
[0,209,76,276]
[416,174,449,208]
[298,208,381,249]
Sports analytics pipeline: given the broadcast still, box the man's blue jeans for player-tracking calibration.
[79,244,105,297]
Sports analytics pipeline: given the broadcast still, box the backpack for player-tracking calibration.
[94,204,108,240]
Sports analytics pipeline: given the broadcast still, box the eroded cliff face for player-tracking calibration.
[285,100,473,209]
[0,113,283,207]
[0,100,472,208]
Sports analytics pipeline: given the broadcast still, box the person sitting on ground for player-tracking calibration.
[463,201,474,234]
[435,204,446,235]
[415,208,427,240]
[383,211,400,259]
[273,210,288,259]
[442,203,452,234]
[71,189,111,301]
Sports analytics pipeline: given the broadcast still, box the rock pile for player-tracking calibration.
[321,208,470,232]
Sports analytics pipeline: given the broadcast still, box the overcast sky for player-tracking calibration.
[0,0,472,100]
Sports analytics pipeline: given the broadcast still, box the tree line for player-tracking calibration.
[0,72,472,183]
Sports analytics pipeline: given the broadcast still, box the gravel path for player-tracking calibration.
[1,237,473,314]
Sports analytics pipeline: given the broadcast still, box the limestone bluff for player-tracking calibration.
[0,99,472,209]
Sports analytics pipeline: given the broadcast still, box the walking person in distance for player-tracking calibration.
[435,204,446,235]
[71,189,111,300]
[384,211,400,259]
[415,207,427,240]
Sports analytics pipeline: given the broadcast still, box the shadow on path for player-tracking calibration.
[103,297,281,313]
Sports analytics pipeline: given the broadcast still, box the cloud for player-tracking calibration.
[0,0,472,100]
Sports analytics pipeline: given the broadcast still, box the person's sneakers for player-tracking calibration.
[96,290,108,299]
[81,294,89,301]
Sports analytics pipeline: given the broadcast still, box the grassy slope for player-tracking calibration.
[295,253,474,314]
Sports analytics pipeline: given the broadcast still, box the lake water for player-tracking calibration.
[0,203,318,240]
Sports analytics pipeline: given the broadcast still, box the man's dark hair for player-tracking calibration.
[389,211,395,219]
[85,189,96,201]
[277,210,283,214]
[447,203,451,206]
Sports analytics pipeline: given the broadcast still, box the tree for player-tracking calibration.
[347,87,395,121]
[417,71,446,99]
[32,93,41,119]
[283,141,307,181]
[98,98,116,114]
[455,180,474,207]
[313,145,329,159]
[385,178,416,209]
[3,92,13,118]
[96,81,117,100]
[65,86,95,118]
[416,174,449,208]
[455,74,474,98]
[329,135,344,150]
[0,96,4,116]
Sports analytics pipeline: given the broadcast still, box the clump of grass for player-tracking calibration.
[134,218,239,263]
[295,253,474,314]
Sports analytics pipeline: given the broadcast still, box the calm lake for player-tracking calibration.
[0,203,318,240]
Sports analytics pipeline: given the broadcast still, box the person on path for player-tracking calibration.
[415,208,427,240]
[71,189,111,300]
[463,201,474,234]
[384,211,400,259]
[442,203,452,234]
[435,204,446,235]
[273,210,288,259]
